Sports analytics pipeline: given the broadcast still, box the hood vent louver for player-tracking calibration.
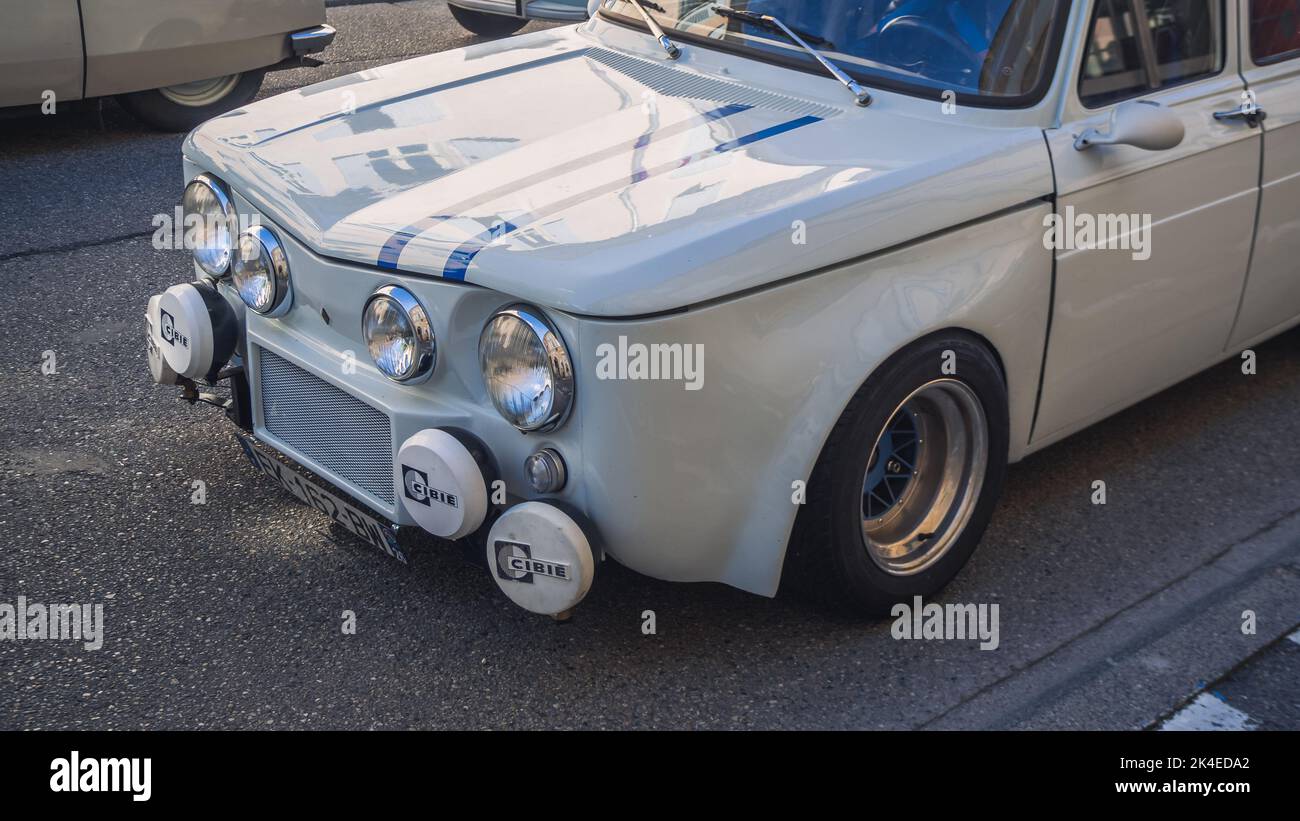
[584,47,841,119]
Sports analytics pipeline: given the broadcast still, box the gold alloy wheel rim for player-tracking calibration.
[860,379,988,576]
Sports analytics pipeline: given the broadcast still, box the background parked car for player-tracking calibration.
[0,0,334,131]
[447,0,588,36]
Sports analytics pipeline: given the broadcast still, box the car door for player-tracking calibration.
[0,0,83,109]
[1227,0,1300,346]
[1033,0,1261,444]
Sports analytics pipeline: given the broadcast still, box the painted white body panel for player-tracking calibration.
[171,3,1300,597]
[1035,74,1260,444]
[187,24,1052,318]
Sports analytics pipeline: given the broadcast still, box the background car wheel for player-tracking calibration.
[784,332,1009,617]
[448,4,528,36]
[116,70,265,132]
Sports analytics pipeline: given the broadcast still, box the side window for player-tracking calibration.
[1252,0,1300,63]
[1080,0,1224,107]
[1081,0,1150,106]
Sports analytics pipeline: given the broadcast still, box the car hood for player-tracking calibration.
[186,25,1052,317]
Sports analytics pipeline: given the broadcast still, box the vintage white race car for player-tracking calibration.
[145,0,1300,618]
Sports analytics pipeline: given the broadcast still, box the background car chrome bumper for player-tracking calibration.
[449,1,590,22]
[290,24,337,56]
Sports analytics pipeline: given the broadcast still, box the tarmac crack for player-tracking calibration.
[0,230,155,265]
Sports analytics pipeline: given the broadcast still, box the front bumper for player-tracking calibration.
[149,206,603,614]
[213,210,588,530]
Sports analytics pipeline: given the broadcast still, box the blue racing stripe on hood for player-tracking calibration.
[437,113,824,281]
[442,220,518,282]
[376,103,753,271]
[712,115,822,153]
[377,215,453,270]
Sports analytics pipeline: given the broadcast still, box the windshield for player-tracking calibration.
[599,1,1069,105]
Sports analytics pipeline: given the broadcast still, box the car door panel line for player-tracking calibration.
[75,0,88,99]
[1027,128,1062,446]
[1223,101,1268,349]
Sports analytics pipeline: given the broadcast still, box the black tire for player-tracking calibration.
[784,332,1009,617]
[116,70,264,132]
[448,4,529,36]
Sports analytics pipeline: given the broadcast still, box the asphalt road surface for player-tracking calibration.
[1159,629,1300,730]
[2,0,1298,730]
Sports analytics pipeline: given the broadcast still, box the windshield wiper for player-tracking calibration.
[627,0,681,60]
[712,6,833,47]
[712,5,872,106]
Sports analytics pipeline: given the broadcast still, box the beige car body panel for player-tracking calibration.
[0,0,325,106]
[0,0,83,108]
[81,0,324,98]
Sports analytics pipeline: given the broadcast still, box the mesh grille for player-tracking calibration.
[584,47,841,119]
[257,348,395,506]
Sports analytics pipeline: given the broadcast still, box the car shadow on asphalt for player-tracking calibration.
[0,98,160,153]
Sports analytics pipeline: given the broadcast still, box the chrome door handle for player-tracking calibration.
[1214,105,1267,128]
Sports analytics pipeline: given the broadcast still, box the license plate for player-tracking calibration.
[234,433,407,565]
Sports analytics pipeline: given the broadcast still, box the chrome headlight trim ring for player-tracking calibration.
[362,284,436,384]
[183,172,237,277]
[479,304,575,433]
[232,224,292,317]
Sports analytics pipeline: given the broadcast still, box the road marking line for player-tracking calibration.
[1159,693,1258,731]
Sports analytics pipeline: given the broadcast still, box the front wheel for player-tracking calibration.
[785,333,1009,616]
[116,70,264,132]
[448,4,529,36]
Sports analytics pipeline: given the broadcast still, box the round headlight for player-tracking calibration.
[232,225,290,316]
[479,305,574,432]
[362,285,435,383]
[182,174,236,276]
